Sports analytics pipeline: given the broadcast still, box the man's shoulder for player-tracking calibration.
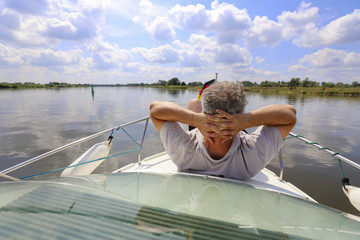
[161,121,201,139]
[161,121,182,131]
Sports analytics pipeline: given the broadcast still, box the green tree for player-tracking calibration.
[326,82,336,88]
[167,77,180,86]
[280,81,288,87]
[336,82,345,88]
[302,78,311,87]
[188,81,203,86]
[242,81,257,87]
[260,80,272,87]
[352,81,359,87]
[156,80,167,86]
[289,77,301,89]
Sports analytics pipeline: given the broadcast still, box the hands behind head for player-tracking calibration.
[200,109,244,144]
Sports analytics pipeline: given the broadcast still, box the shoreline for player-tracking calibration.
[1,83,359,97]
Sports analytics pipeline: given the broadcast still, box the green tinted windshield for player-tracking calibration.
[1,172,360,239]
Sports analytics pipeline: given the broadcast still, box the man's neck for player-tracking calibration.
[205,138,232,160]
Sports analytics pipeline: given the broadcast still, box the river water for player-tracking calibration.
[0,87,359,215]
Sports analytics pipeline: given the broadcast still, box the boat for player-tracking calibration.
[1,117,360,239]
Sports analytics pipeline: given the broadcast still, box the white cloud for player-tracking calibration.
[278,2,319,38]
[169,0,251,44]
[289,48,360,83]
[133,0,174,42]
[208,0,251,44]
[0,0,105,47]
[244,2,319,47]
[179,51,202,67]
[169,3,207,30]
[0,43,23,66]
[134,1,360,48]
[214,43,251,64]
[0,43,84,68]
[132,34,251,68]
[299,48,360,68]
[30,49,83,67]
[88,37,132,70]
[132,44,179,63]
[244,16,283,47]
[294,9,360,47]
[122,62,144,73]
[288,64,308,72]
[44,19,78,40]
[45,0,105,41]
[168,1,321,47]
[148,16,175,42]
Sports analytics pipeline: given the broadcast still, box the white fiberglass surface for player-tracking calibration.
[1,172,360,239]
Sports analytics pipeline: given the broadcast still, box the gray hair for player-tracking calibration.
[201,81,248,114]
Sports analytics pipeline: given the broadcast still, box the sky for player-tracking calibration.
[0,0,359,84]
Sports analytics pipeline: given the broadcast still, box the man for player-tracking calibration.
[150,81,296,180]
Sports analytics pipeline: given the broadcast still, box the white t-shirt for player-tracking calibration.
[160,121,284,180]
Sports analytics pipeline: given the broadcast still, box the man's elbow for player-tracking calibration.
[150,101,160,116]
[288,105,296,115]
[287,105,297,125]
[290,105,297,118]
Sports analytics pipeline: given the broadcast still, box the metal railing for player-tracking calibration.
[0,117,150,181]
[2,121,359,182]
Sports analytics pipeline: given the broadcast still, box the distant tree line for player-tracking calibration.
[151,77,360,89]
[0,82,91,89]
[243,78,360,89]
[2,78,360,89]
[151,78,202,87]
[124,78,203,87]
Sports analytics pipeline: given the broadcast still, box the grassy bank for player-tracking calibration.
[244,86,360,97]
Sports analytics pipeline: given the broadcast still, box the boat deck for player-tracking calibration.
[114,152,317,202]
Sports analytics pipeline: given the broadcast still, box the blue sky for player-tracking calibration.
[0,0,359,84]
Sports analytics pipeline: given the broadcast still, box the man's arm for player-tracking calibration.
[207,104,297,139]
[150,101,210,135]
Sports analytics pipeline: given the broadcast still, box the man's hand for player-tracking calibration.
[205,110,244,143]
[191,112,216,145]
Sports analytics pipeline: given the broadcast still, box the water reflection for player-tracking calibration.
[285,94,303,105]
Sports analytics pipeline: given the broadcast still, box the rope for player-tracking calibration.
[338,159,345,179]
[109,128,115,137]
[19,147,142,180]
[284,134,303,140]
[121,128,141,147]
[109,126,139,146]
[19,122,146,180]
